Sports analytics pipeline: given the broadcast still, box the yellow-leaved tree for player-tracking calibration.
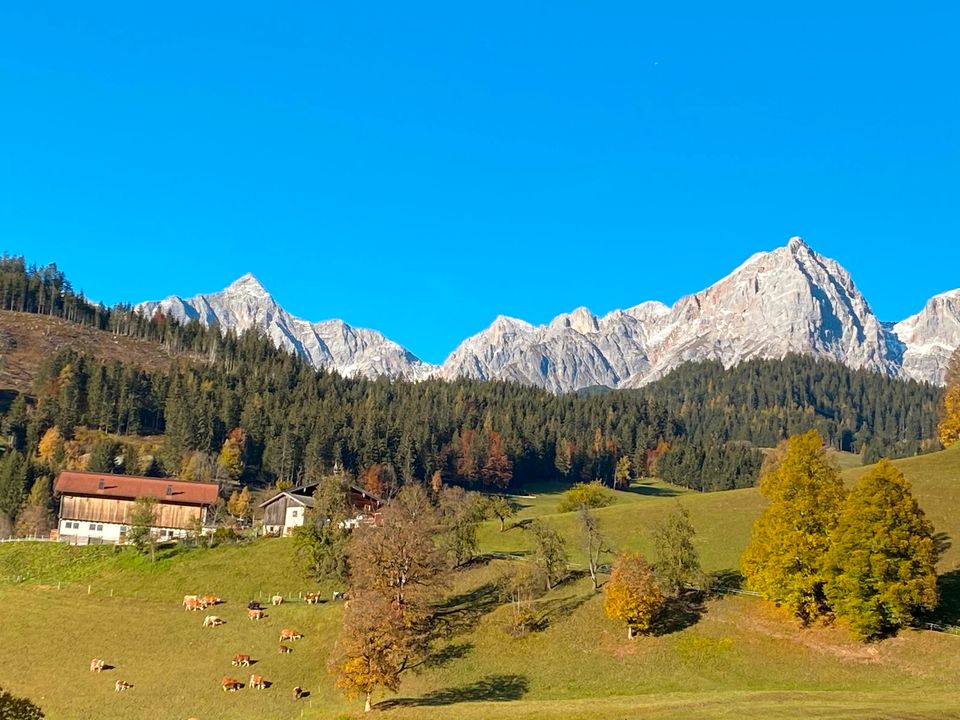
[741,429,845,624]
[603,551,664,638]
[938,346,960,447]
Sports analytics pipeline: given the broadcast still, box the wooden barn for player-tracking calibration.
[54,471,220,545]
[260,481,382,536]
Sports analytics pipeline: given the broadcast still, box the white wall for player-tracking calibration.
[283,505,306,536]
[58,519,190,545]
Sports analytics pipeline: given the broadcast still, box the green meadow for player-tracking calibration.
[2,445,959,719]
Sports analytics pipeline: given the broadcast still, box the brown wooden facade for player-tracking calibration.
[59,495,205,530]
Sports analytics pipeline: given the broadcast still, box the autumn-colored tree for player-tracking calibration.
[480,430,513,487]
[741,430,845,624]
[486,495,518,532]
[181,451,216,482]
[603,552,664,638]
[227,486,251,524]
[557,481,612,513]
[528,520,568,590]
[217,430,245,480]
[824,460,939,640]
[654,504,704,596]
[363,463,396,500]
[938,385,960,448]
[347,484,445,613]
[36,427,65,469]
[613,456,632,488]
[330,591,412,712]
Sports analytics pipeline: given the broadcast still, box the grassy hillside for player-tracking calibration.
[2,446,960,719]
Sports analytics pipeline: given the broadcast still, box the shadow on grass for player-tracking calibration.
[431,582,501,639]
[709,569,745,593]
[376,674,529,709]
[652,592,706,636]
[423,642,474,669]
[925,568,960,626]
[623,482,683,498]
[535,591,591,630]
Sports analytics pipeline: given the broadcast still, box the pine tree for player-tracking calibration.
[740,430,845,623]
[824,460,939,640]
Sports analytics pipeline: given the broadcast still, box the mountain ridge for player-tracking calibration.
[135,237,960,391]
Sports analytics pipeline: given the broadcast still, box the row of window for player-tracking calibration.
[62,521,103,532]
[61,521,179,538]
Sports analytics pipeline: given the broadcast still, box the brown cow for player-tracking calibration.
[293,686,303,700]
[183,594,198,607]
[203,615,225,628]
[247,608,265,621]
[89,658,105,673]
[271,594,284,606]
[184,597,202,612]
[305,592,321,604]
[199,594,222,608]
[278,645,293,654]
[221,676,242,692]
[231,654,251,667]
[114,680,133,692]
[279,628,302,642]
[249,673,266,690]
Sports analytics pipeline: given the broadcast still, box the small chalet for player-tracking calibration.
[54,471,220,545]
[260,481,383,536]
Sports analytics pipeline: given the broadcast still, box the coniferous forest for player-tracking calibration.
[0,255,946,532]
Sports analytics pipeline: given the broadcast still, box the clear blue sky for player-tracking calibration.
[2,2,957,364]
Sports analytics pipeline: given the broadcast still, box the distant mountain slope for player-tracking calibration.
[134,238,960,391]
[136,274,435,381]
[441,237,956,391]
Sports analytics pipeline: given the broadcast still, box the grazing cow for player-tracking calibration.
[231,654,251,667]
[249,673,266,690]
[305,592,321,604]
[184,597,202,612]
[221,676,242,692]
[199,594,222,608]
[293,686,303,700]
[247,600,262,611]
[279,628,302,642]
[278,645,293,654]
[203,615,225,628]
[247,608,265,621]
[183,594,198,607]
[89,658,105,673]
[331,590,344,601]
[114,680,133,692]
[271,594,284,606]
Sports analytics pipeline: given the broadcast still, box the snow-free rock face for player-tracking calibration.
[138,240,959,390]
[136,274,435,381]
[891,289,960,385]
[440,237,957,391]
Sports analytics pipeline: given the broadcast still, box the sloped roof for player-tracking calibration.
[258,491,315,509]
[55,471,219,505]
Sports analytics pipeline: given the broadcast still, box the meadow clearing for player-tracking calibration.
[1,446,959,719]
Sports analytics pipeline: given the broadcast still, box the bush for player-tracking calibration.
[557,481,612,512]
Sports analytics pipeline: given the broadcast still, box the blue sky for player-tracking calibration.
[1,2,957,364]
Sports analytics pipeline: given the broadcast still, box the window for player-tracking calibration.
[88,523,104,532]
[63,521,80,531]
[290,510,299,518]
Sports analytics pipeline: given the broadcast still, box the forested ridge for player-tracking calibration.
[0,254,945,532]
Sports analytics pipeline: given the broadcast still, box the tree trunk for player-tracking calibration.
[628,626,635,639]
[365,692,372,712]
[499,517,505,532]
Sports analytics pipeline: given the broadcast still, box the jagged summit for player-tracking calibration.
[137,239,960,390]
[135,277,435,381]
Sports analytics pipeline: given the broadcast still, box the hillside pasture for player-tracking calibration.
[2,446,960,719]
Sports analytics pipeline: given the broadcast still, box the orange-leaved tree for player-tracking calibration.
[603,551,664,638]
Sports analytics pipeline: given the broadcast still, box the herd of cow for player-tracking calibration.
[88,589,340,708]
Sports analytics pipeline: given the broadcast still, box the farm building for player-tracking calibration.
[54,471,220,545]
[259,481,383,536]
